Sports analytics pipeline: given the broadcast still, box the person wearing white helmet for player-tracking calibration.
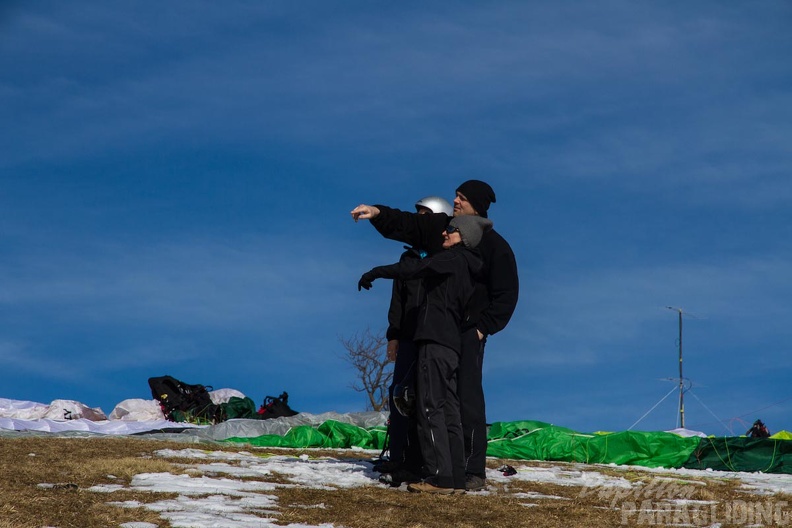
[414,196,453,217]
[351,180,519,492]
[376,196,452,486]
[358,214,493,494]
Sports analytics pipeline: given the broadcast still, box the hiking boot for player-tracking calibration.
[465,475,487,492]
[407,481,454,495]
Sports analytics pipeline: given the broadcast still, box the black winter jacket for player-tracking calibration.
[365,246,482,354]
[385,247,426,342]
[371,205,519,337]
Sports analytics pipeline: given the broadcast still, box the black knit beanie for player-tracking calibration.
[456,180,496,218]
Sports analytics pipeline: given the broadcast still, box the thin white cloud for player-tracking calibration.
[1,1,790,428]
[3,1,789,185]
[0,341,90,381]
[0,234,363,330]
[493,253,792,370]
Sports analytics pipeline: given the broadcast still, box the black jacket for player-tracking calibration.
[371,205,519,337]
[386,247,426,342]
[365,246,482,353]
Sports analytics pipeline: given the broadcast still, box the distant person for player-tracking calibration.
[352,180,519,491]
[358,214,493,494]
[746,419,770,438]
[377,196,453,487]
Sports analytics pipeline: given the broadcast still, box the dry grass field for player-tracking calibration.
[0,436,786,528]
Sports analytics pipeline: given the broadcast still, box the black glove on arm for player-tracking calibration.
[358,271,376,291]
[358,263,411,291]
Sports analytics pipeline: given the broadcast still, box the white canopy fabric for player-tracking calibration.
[664,427,708,438]
[0,416,203,435]
[0,396,387,439]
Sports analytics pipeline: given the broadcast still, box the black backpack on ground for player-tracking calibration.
[148,375,224,424]
[257,391,299,420]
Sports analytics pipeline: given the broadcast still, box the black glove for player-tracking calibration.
[358,272,376,291]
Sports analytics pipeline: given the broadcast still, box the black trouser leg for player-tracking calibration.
[415,342,464,489]
[387,340,417,464]
[459,328,487,478]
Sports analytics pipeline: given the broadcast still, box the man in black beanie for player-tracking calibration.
[454,179,496,219]
[351,180,519,492]
[357,214,493,494]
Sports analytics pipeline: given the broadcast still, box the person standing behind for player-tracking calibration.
[358,214,493,494]
[378,196,453,486]
[351,180,519,491]
[746,419,770,438]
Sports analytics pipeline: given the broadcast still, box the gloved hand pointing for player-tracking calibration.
[358,272,376,291]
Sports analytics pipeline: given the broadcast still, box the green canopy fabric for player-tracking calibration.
[771,430,792,440]
[682,437,792,474]
[223,418,792,473]
[227,420,386,449]
[486,423,700,468]
[222,396,259,420]
[317,420,386,450]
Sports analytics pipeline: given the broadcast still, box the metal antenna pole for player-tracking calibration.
[677,308,684,429]
[667,307,685,428]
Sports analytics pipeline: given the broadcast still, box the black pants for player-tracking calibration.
[386,340,421,472]
[459,328,487,478]
[415,341,465,489]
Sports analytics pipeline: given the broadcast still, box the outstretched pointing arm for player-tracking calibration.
[351,204,381,222]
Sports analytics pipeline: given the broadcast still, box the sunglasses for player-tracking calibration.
[444,224,459,234]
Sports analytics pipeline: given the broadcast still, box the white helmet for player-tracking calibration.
[415,196,453,216]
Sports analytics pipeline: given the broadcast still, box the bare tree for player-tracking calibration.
[340,328,392,411]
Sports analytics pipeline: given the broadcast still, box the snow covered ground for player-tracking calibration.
[58,446,792,528]
[7,396,792,526]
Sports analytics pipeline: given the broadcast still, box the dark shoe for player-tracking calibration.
[373,459,401,473]
[395,468,421,484]
[407,481,454,495]
[379,468,420,487]
[465,474,487,492]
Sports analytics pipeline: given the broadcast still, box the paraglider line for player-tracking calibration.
[686,389,732,435]
[628,385,678,431]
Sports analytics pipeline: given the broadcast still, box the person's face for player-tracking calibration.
[453,191,478,217]
[416,206,431,215]
[442,228,463,248]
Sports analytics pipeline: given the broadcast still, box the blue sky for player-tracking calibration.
[2,1,791,434]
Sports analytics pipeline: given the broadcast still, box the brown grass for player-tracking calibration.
[0,436,188,528]
[0,436,787,528]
